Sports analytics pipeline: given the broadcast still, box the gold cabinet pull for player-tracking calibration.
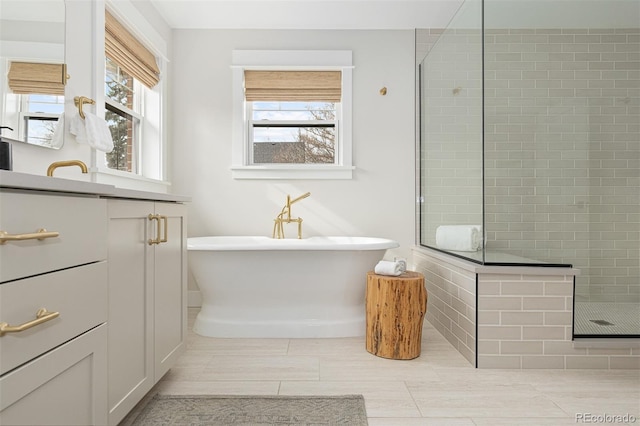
[159,215,168,243]
[0,308,60,336]
[148,214,161,245]
[0,228,60,245]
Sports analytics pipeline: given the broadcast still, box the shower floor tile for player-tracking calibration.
[574,302,640,336]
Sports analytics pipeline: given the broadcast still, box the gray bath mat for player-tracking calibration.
[123,394,368,425]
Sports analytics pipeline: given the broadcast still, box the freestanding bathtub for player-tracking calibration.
[187,236,399,338]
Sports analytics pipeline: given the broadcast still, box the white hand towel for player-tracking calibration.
[49,114,64,149]
[85,112,114,152]
[435,225,482,252]
[374,260,403,276]
[70,112,114,153]
[69,113,83,139]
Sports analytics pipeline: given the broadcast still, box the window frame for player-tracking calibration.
[231,50,354,180]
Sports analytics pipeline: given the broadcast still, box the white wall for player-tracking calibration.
[170,29,417,264]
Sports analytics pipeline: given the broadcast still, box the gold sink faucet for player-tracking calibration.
[47,160,88,177]
[273,192,310,239]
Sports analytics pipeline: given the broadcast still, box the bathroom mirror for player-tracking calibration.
[0,0,66,149]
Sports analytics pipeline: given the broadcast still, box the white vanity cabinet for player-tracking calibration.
[106,198,187,426]
[0,189,108,425]
[0,171,188,425]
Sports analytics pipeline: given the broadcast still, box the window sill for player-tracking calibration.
[231,165,355,180]
[91,167,171,192]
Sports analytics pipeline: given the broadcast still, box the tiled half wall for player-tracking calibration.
[413,247,640,369]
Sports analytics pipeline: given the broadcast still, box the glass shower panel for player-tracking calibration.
[482,0,639,335]
[419,0,484,263]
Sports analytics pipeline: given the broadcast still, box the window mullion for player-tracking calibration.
[105,97,141,120]
[251,120,336,128]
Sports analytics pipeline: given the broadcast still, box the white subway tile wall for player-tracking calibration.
[483,28,639,304]
[413,250,476,366]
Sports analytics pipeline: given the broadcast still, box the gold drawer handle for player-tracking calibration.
[148,214,161,245]
[159,215,168,243]
[0,228,60,245]
[148,214,168,245]
[0,308,60,337]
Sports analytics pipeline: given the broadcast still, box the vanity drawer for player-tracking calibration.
[0,261,107,376]
[0,191,107,283]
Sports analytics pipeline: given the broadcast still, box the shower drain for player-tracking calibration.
[589,319,615,326]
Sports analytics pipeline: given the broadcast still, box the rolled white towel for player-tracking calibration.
[435,225,481,252]
[394,257,407,273]
[374,260,403,276]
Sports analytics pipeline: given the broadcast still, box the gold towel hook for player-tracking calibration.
[73,96,95,119]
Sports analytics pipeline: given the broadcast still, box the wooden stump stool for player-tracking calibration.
[365,271,427,360]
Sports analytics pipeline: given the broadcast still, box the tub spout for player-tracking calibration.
[273,192,310,239]
[289,192,310,205]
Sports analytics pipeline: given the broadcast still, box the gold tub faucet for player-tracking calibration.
[273,192,310,239]
[47,160,88,177]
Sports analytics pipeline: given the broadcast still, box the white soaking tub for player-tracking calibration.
[187,236,399,338]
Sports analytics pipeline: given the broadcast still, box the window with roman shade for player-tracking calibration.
[102,7,165,180]
[105,10,160,89]
[7,62,66,95]
[6,61,65,148]
[244,70,342,166]
[231,50,354,179]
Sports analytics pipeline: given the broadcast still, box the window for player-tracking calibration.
[105,57,141,172]
[21,94,64,148]
[100,7,164,181]
[232,50,354,179]
[249,101,338,164]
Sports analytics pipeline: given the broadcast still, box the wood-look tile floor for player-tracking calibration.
[151,309,640,425]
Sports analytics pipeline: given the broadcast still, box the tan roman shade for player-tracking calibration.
[105,10,160,88]
[244,70,341,102]
[7,62,65,95]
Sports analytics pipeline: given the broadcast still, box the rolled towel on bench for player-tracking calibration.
[374,260,404,276]
[435,225,482,252]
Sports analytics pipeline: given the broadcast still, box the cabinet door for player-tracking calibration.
[0,324,107,426]
[153,202,187,380]
[106,199,155,426]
